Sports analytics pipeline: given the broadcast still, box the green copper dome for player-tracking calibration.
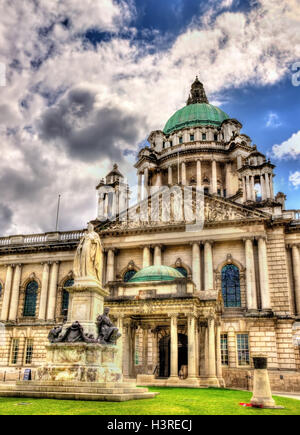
[129,265,184,283]
[163,103,230,135]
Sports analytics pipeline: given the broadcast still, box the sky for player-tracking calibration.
[0,0,300,236]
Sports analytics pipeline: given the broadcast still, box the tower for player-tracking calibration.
[96,164,129,221]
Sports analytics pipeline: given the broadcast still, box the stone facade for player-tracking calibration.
[0,79,300,391]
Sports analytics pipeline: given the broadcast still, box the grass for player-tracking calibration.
[0,388,299,415]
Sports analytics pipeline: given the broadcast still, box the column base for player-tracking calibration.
[199,376,220,388]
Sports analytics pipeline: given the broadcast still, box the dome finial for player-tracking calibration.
[186,77,209,105]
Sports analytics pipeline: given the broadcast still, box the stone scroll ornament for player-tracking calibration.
[73,222,104,283]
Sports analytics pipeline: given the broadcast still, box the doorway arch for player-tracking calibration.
[158,333,188,378]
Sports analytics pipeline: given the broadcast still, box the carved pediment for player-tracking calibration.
[97,190,269,234]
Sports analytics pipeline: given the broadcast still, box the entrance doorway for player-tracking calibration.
[158,334,188,378]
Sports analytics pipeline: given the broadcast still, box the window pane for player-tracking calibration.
[176,267,187,278]
[0,283,2,297]
[124,270,136,282]
[25,339,34,365]
[221,334,228,365]
[237,334,250,366]
[222,265,241,308]
[23,281,38,317]
[11,339,19,365]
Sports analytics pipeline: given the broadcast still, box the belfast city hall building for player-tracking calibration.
[0,78,300,392]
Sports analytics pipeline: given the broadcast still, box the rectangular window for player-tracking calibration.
[10,339,19,365]
[221,334,228,365]
[162,141,165,149]
[190,134,194,141]
[25,339,34,365]
[214,134,218,141]
[169,141,173,147]
[179,137,183,144]
[237,334,250,366]
[202,133,207,140]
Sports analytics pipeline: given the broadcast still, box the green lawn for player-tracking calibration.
[0,388,299,415]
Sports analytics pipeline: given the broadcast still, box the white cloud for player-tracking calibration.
[266,112,282,128]
[272,131,300,159]
[289,171,300,189]
[1,0,300,234]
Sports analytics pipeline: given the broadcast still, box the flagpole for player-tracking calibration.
[55,194,61,231]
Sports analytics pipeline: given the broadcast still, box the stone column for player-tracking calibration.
[123,321,131,378]
[0,264,14,322]
[242,177,247,202]
[116,315,124,371]
[237,155,242,170]
[47,261,59,321]
[204,241,214,291]
[169,314,179,378]
[144,167,149,199]
[142,325,149,374]
[181,162,186,186]
[260,175,267,201]
[196,160,202,188]
[187,314,197,379]
[106,248,115,282]
[211,160,217,194]
[257,237,271,311]
[38,262,50,321]
[270,174,274,199]
[207,317,217,378]
[216,322,223,379]
[8,264,22,322]
[291,244,300,315]
[138,172,142,202]
[153,245,162,266]
[265,173,271,199]
[244,238,258,311]
[168,166,173,185]
[251,176,256,201]
[246,175,251,201]
[156,170,162,188]
[142,246,151,268]
[225,162,232,197]
[192,242,201,291]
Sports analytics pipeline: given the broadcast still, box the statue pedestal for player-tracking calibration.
[65,277,109,338]
[37,342,122,383]
[250,356,283,409]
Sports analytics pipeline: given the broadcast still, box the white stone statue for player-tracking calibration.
[73,223,103,283]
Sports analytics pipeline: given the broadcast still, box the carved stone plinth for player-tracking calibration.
[65,277,109,337]
[37,342,122,383]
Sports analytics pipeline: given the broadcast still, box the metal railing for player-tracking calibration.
[0,230,86,247]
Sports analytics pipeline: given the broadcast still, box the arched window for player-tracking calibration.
[222,265,241,308]
[124,270,136,282]
[23,281,38,317]
[176,267,187,278]
[62,279,74,314]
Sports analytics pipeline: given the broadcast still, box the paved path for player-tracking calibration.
[273,393,300,401]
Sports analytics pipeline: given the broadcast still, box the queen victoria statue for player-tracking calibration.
[73,223,103,283]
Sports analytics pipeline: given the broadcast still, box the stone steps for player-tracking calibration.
[0,381,159,402]
[0,389,158,402]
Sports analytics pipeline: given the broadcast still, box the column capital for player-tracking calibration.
[204,240,215,246]
[168,313,179,319]
[288,243,300,249]
[187,312,198,320]
[190,241,202,246]
[4,263,15,268]
[243,236,255,243]
[256,235,267,242]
